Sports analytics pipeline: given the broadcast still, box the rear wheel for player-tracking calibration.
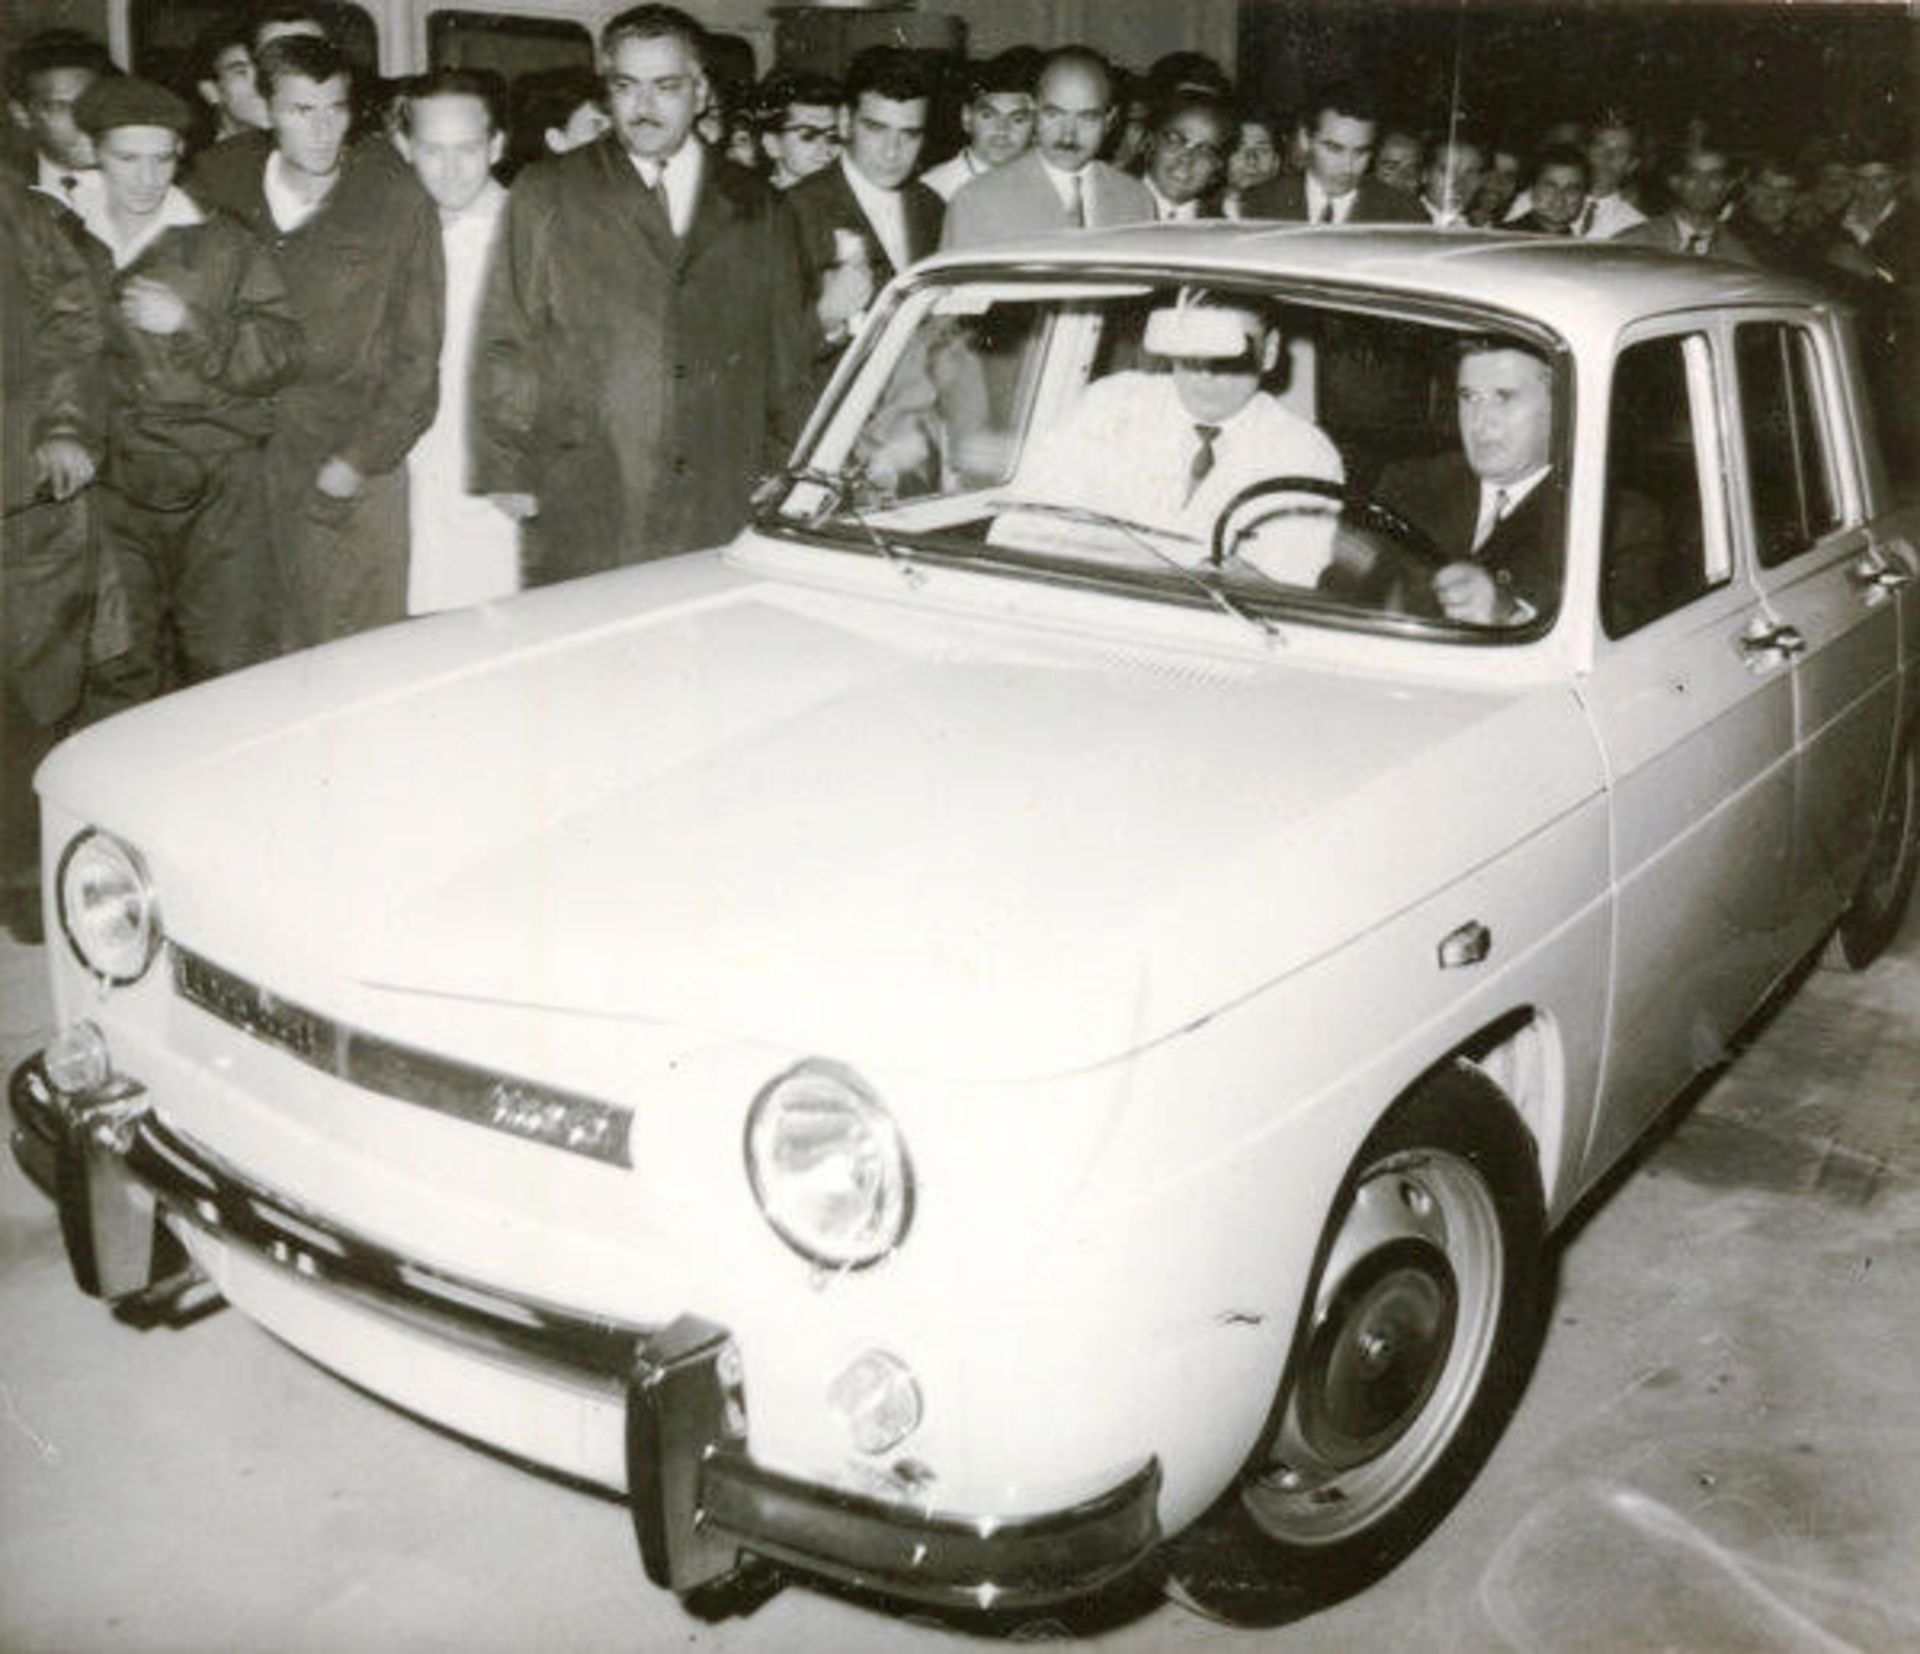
[1165,1064,1546,1625]
[1825,742,1918,971]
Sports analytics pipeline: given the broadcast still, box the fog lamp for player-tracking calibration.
[827,1348,922,1456]
[45,1020,112,1095]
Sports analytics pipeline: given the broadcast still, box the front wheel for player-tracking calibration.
[1824,742,1918,971]
[1165,1065,1547,1625]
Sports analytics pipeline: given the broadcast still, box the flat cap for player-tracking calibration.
[74,75,194,137]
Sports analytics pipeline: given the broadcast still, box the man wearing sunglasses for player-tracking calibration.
[756,69,842,191]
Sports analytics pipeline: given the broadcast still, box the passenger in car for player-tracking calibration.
[1004,294,1343,570]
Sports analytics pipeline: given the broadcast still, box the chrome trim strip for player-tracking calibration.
[127,1110,648,1381]
[171,946,633,1168]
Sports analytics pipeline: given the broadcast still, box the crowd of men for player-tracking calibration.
[3,2,1916,939]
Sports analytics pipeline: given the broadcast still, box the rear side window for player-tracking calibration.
[1602,334,1722,637]
[1735,322,1842,567]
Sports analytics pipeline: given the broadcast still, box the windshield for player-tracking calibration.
[767,272,1568,638]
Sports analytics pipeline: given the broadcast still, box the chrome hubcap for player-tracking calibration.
[1244,1149,1502,1546]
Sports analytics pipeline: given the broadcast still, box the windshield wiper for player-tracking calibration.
[755,461,924,585]
[988,499,1285,646]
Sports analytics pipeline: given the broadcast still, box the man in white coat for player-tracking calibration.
[397,68,518,612]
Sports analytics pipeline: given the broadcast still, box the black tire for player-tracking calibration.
[1163,1062,1547,1626]
[1825,741,1918,971]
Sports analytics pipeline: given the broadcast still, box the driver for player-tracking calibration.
[1007,293,1343,569]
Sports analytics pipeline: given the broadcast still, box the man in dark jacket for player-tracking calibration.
[1239,82,1425,226]
[192,34,442,647]
[472,5,813,583]
[1376,339,1662,628]
[788,48,941,363]
[69,76,304,714]
[1,172,105,940]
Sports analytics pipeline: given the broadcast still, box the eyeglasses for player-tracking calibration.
[778,124,840,146]
[1156,130,1225,165]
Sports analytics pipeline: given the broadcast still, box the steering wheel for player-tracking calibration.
[1210,475,1448,615]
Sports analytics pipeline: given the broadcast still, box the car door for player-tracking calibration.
[1577,324,1798,1174]
[1729,314,1904,930]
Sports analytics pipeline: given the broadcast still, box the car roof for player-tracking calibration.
[915,224,1836,339]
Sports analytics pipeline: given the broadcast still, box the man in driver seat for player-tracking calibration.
[1006,293,1343,571]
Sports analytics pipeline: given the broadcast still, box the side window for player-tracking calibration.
[428,11,594,83]
[1602,334,1723,638]
[1735,322,1842,567]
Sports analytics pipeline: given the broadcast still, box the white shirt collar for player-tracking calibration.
[265,148,337,232]
[440,176,507,230]
[1036,154,1092,213]
[1480,465,1550,519]
[1304,174,1354,225]
[1147,179,1198,221]
[77,183,205,268]
[840,154,910,270]
[33,155,100,214]
[628,140,703,237]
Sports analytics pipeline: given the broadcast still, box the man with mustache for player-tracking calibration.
[473,4,812,583]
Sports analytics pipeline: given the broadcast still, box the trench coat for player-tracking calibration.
[471,136,815,582]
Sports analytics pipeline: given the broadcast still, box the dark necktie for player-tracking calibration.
[642,166,673,235]
[1315,197,1333,226]
[59,173,78,200]
[1576,199,1596,237]
[1185,423,1221,503]
[1065,170,1085,228]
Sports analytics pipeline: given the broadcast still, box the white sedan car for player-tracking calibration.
[13,228,1918,1625]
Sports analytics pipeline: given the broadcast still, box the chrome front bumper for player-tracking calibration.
[9,1054,1162,1613]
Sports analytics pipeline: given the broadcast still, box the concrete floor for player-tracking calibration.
[3,902,1918,1653]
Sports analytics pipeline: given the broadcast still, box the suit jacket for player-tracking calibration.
[1375,451,1562,619]
[787,159,943,335]
[1238,172,1426,226]
[941,151,1153,249]
[1377,449,1669,627]
[472,136,815,581]
[1613,212,1757,266]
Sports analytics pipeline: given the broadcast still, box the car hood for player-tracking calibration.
[47,555,1599,1081]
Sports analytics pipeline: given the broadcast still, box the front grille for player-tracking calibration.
[172,946,633,1168]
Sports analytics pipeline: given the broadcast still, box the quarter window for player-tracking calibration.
[1735,323,1842,567]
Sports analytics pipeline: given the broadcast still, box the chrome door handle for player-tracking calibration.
[1851,558,1913,593]
[1739,623,1806,663]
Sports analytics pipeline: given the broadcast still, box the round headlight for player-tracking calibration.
[745,1060,913,1269]
[57,830,161,985]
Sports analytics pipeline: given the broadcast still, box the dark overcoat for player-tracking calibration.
[471,137,815,582]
